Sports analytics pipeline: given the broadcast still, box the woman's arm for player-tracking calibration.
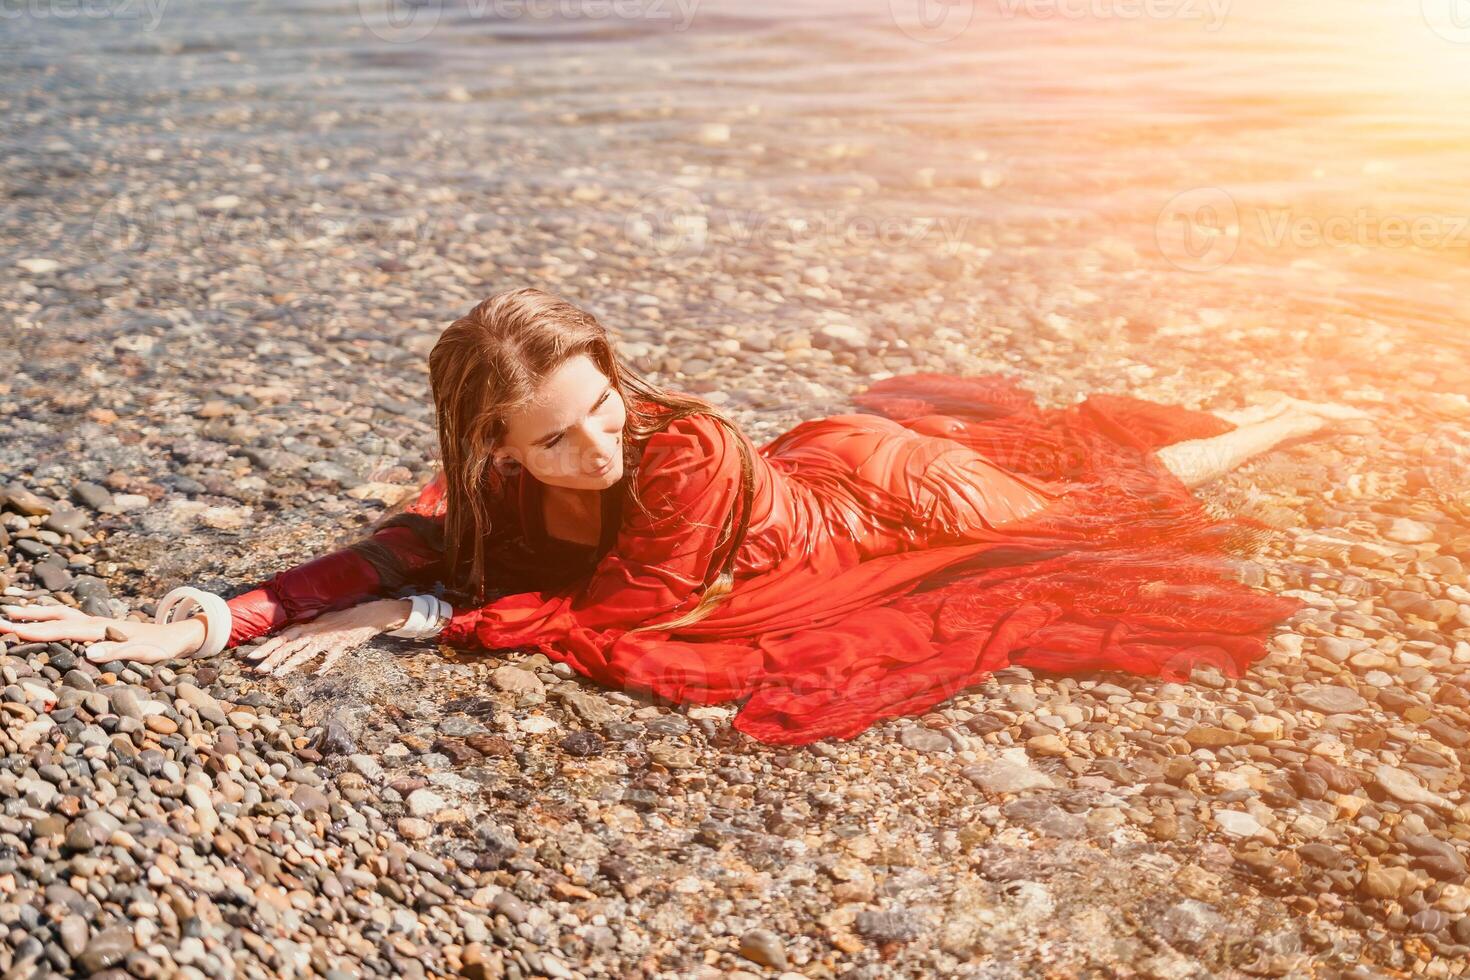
[225,473,449,648]
[0,476,450,666]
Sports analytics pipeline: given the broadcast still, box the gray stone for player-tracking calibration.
[176,682,228,726]
[57,914,89,957]
[489,664,543,697]
[405,789,448,818]
[77,927,132,973]
[1295,684,1367,714]
[899,726,952,754]
[107,686,144,720]
[963,758,1057,795]
[1374,765,1454,811]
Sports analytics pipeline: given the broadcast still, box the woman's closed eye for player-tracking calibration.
[538,390,612,449]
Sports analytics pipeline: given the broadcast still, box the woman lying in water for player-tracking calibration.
[0,287,1370,744]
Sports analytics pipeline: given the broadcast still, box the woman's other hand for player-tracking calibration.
[244,599,411,677]
[0,603,207,665]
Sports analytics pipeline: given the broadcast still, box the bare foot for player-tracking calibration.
[1276,402,1375,446]
[1280,396,1372,424]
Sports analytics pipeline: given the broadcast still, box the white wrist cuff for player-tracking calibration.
[155,587,232,658]
[386,594,452,639]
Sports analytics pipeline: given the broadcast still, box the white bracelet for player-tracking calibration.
[155,587,232,658]
[387,594,429,637]
[386,594,452,639]
[429,596,450,636]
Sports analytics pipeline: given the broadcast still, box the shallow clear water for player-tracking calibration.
[6,0,1468,357]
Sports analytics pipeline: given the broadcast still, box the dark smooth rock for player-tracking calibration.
[560,730,604,757]
[77,928,133,973]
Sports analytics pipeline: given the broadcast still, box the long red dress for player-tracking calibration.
[225,373,1304,745]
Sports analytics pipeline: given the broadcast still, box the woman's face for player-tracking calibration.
[495,353,627,491]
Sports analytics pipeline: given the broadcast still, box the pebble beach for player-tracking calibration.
[5,1,1470,977]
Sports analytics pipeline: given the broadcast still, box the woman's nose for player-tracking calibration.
[575,426,616,465]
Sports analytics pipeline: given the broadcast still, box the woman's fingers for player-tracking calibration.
[244,639,275,661]
[0,616,106,643]
[85,639,174,665]
[0,604,88,622]
[244,627,299,662]
[254,635,318,675]
[0,616,47,641]
[245,617,380,678]
[251,639,302,674]
[314,644,352,677]
[272,642,329,677]
[243,641,275,661]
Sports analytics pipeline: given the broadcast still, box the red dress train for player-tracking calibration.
[225,373,1305,745]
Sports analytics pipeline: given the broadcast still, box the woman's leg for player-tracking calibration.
[1155,411,1322,489]
[1211,398,1294,427]
[1157,395,1373,489]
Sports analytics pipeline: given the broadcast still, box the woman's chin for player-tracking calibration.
[561,464,621,490]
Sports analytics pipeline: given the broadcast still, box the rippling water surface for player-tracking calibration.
[6,0,1468,358]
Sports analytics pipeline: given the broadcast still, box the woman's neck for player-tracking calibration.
[541,484,603,546]
[542,483,601,507]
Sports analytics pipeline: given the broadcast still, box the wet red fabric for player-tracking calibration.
[227,372,1305,745]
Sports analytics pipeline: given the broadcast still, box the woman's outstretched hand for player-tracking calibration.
[0,603,206,665]
[244,599,411,677]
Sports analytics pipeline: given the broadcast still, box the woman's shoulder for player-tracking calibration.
[634,411,744,500]
[641,409,743,454]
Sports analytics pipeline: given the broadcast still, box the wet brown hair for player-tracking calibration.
[425,286,755,632]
